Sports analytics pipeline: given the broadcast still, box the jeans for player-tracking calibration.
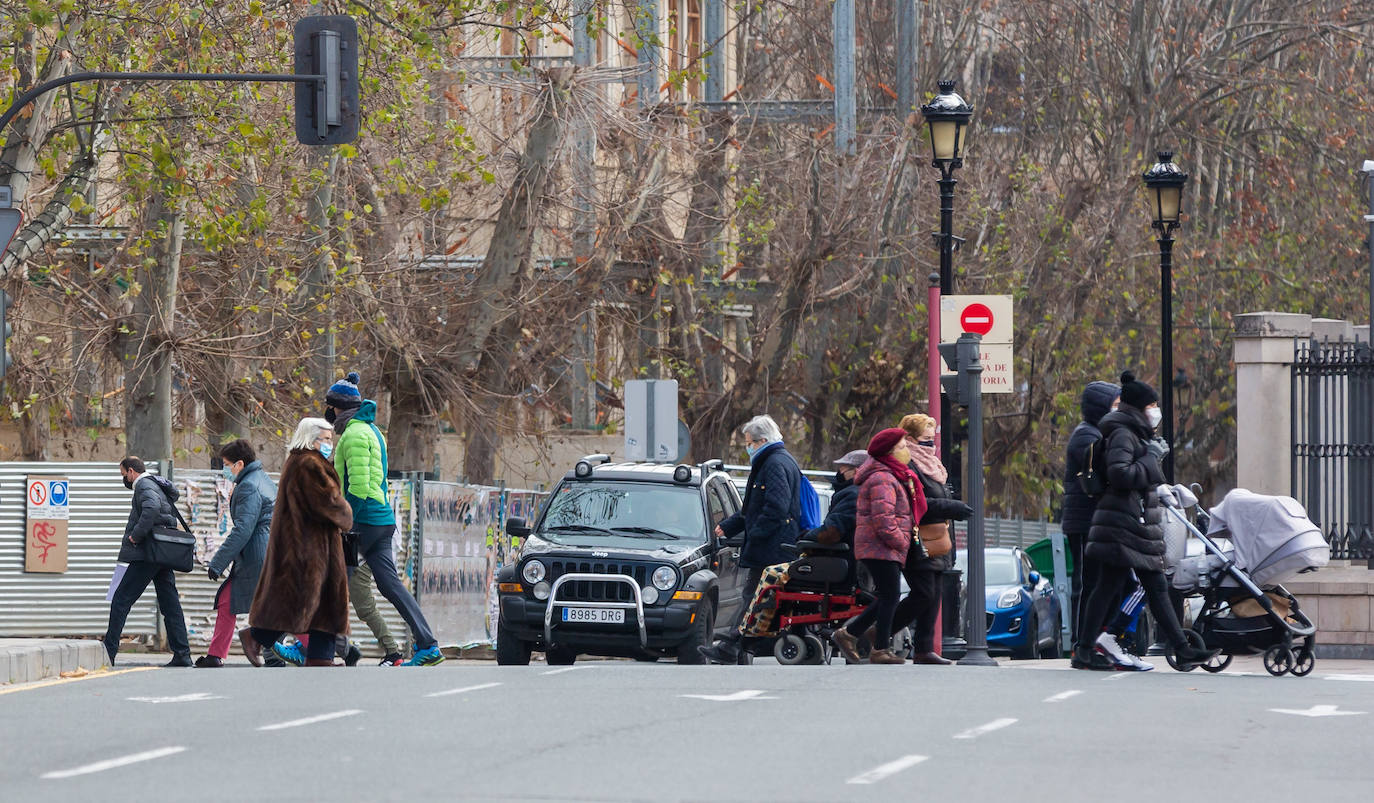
[104,561,190,662]
[891,567,943,653]
[845,559,903,650]
[207,580,235,659]
[251,628,336,661]
[353,523,435,651]
[349,560,400,655]
[1078,563,1187,652]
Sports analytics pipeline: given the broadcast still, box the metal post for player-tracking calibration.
[1158,232,1175,482]
[938,164,958,478]
[704,0,725,103]
[957,332,996,666]
[1367,167,1374,332]
[636,0,659,108]
[896,0,917,117]
[571,0,598,430]
[928,272,942,454]
[832,0,856,155]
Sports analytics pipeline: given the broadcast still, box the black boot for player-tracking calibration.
[1172,642,1221,669]
[697,638,740,664]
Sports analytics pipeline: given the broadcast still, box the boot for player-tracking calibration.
[912,651,952,665]
[194,655,224,668]
[831,628,861,663]
[238,628,262,667]
[869,648,905,665]
[1172,642,1221,669]
[697,639,740,665]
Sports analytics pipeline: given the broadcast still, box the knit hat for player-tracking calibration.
[867,428,908,457]
[833,449,869,468]
[326,371,363,410]
[1118,371,1159,410]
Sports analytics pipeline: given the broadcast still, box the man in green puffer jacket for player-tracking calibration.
[328,371,443,667]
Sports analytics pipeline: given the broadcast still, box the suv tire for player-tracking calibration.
[675,600,715,665]
[496,615,532,666]
[545,646,577,665]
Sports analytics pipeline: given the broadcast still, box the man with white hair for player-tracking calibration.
[698,414,804,663]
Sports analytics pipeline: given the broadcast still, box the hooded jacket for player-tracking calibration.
[1060,381,1120,535]
[335,399,394,527]
[719,441,803,568]
[119,474,180,564]
[1085,404,1168,572]
[209,460,277,614]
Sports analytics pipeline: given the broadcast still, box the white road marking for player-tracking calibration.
[1324,674,1374,682]
[1043,690,1083,703]
[425,682,502,698]
[257,709,363,731]
[846,754,929,785]
[953,718,1018,739]
[1102,672,1131,681]
[127,692,224,704]
[679,689,777,702]
[541,667,585,676]
[1268,704,1366,718]
[42,746,186,779]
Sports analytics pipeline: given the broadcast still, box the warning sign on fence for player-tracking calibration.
[25,476,69,573]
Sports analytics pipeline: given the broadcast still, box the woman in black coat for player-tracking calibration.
[1077,373,1216,670]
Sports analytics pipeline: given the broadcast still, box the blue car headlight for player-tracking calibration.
[996,588,1023,609]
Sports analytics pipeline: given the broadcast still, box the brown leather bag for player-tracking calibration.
[917,522,952,558]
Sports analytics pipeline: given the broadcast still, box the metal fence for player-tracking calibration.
[1292,338,1374,561]
[953,517,1062,550]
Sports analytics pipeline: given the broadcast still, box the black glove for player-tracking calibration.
[208,568,221,582]
[950,502,975,521]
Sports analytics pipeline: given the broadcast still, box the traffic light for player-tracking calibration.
[294,15,359,146]
[0,289,13,380]
[938,341,969,407]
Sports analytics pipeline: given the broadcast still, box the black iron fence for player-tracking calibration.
[1291,338,1374,562]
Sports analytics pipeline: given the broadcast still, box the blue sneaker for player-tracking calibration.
[404,646,445,666]
[272,641,305,667]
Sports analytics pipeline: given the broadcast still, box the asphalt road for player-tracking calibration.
[3,658,1373,802]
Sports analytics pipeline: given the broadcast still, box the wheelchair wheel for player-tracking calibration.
[802,634,827,665]
[774,633,808,665]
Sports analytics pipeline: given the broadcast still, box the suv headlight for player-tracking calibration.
[522,560,547,585]
[651,566,677,591]
[997,588,1023,609]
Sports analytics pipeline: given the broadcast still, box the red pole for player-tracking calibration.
[928,277,942,454]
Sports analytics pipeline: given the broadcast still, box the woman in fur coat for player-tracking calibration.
[240,418,354,667]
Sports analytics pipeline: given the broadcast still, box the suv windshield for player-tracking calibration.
[539,482,706,546]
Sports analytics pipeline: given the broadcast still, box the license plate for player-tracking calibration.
[561,607,625,624]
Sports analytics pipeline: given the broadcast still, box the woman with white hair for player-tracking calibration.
[239,417,354,667]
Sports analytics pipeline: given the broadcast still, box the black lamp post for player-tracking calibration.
[921,79,973,473]
[1142,150,1189,483]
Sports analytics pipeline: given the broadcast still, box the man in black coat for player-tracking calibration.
[103,456,192,667]
[1060,380,1119,657]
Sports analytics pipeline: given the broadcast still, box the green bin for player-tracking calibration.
[1026,536,1072,583]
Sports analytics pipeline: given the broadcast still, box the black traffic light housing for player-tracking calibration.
[938,333,982,408]
[294,15,359,145]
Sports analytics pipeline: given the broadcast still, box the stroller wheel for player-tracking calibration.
[1262,644,1294,676]
[1291,648,1315,677]
[1200,652,1233,673]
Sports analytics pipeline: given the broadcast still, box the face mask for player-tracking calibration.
[221,465,236,481]
[1146,407,1163,429]
[122,477,133,490]
[917,439,935,448]
[319,442,333,460]
[745,443,761,460]
[324,408,337,424]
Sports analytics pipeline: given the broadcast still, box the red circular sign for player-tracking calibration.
[960,303,995,336]
[28,481,47,506]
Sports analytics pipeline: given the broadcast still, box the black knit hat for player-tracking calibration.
[1118,371,1159,410]
[325,371,363,410]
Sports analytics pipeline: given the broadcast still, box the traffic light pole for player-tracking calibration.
[956,332,997,666]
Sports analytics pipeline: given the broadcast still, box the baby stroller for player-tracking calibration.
[1164,487,1328,676]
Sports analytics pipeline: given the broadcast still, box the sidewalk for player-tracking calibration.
[0,639,109,685]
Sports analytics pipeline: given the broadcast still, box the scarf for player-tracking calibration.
[874,454,927,524]
[908,442,947,484]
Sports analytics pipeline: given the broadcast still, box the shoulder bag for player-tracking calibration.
[917,522,952,558]
[147,503,196,573]
[1076,438,1106,496]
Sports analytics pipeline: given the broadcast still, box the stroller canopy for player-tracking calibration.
[1206,489,1330,586]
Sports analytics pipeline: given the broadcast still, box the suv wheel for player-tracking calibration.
[545,646,577,666]
[676,600,715,665]
[495,615,532,666]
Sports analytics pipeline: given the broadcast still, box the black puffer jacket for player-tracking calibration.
[806,473,857,548]
[906,466,972,572]
[1085,405,1168,572]
[119,475,181,564]
[1060,381,1120,535]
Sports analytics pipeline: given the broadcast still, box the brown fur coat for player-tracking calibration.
[249,448,353,634]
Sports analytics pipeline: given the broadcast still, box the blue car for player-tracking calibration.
[955,547,1062,659]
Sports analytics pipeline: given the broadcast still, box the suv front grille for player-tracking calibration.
[548,560,652,602]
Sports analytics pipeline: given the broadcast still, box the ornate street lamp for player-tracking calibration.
[1142,150,1190,482]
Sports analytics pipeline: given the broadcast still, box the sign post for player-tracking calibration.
[25,476,70,573]
[623,379,680,462]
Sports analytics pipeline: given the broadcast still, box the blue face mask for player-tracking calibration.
[319,442,333,460]
[221,465,236,481]
[746,442,762,460]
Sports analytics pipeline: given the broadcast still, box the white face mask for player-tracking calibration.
[1146,407,1163,429]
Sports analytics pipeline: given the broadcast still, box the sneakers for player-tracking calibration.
[272,641,305,667]
[194,656,224,668]
[1094,632,1150,671]
[379,652,404,666]
[405,646,445,666]
[344,644,362,667]
[831,628,862,663]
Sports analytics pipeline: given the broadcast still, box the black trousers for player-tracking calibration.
[250,628,337,661]
[723,566,765,643]
[354,523,436,650]
[104,560,190,662]
[891,567,943,653]
[1078,563,1186,651]
[844,560,903,650]
[1066,531,1086,639]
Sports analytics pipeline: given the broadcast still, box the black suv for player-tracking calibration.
[495,456,748,665]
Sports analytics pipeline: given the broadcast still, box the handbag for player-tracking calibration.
[1076,439,1106,496]
[917,522,952,559]
[147,505,195,573]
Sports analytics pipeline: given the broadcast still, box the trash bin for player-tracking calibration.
[1026,537,1072,584]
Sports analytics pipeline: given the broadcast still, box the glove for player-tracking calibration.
[950,502,975,521]
[1145,437,1170,461]
[207,568,221,582]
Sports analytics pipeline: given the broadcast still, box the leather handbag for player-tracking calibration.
[146,503,195,573]
[917,522,952,559]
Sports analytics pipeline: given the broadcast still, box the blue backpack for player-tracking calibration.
[798,478,822,531]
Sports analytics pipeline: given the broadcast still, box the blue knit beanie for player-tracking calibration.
[326,371,362,410]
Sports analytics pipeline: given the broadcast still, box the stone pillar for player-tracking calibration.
[1233,312,1312,495]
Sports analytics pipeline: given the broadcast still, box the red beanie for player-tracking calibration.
[867,427,907,457]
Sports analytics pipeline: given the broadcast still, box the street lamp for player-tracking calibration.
[1142,150,1190,482]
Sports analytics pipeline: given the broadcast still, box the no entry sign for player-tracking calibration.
[960,303,995,336]
[939,294,1015,395]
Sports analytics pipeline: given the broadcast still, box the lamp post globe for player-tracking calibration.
[920,79,974,167]
[1142,150,1190,483]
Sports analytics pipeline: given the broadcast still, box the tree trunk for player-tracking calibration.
[122,190,184,465]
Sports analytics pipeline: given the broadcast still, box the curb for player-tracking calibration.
[0,640,110,685]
